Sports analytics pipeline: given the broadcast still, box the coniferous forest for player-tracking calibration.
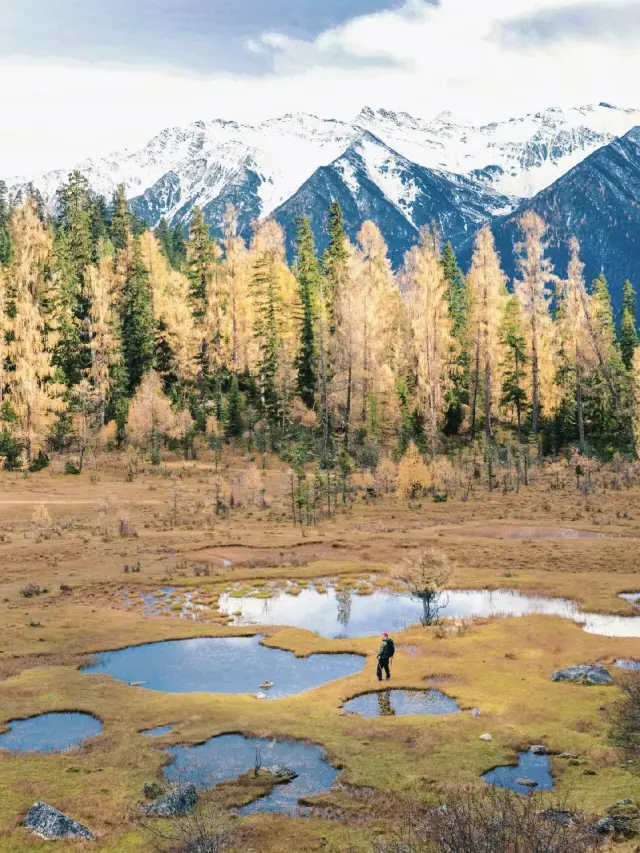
[1,171,639,476]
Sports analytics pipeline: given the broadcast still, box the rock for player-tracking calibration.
[551,665,614,686]
[559,752,578,759]
[540,809,575,826]
[142,783,198,817]
[255,692,267,700]
[24,802,95,841]
[479,733,493,742]
[260,681,275,689]
[516,778,539,788]
[262,765,298,782]
[471,708,481,719]
[531,745,547,755]
[612,799,634,807]
[591,816,635,837]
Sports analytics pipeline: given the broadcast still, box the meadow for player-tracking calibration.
[1,445,640,851]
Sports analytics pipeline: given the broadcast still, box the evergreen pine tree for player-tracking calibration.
[225,374,244,439]
[620,280,638,371]
[110,185,130,252]
[294,217,320,408]
[0,181,11,266]
[155,217,175,267]
[187,207,216,314]
[57,170,93,281]
[323,201,348,324]
[51,229,87,386]
[500,296,527,440]
[440,241,468,435]
[172,223,187,268]
[89,195,109,262]
[121,237,155,393]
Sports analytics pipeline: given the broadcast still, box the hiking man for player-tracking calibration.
[377,632,395,681]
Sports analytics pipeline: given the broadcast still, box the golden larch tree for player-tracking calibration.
[85,255,122,424]
[467,226,508,441]
[555,238,594,451]
[140,231,199,385]
[514,212,558,433]
[403,229,455,454]
[6,201,66,459]
[221,205,254,374]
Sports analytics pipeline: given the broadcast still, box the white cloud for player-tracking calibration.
[2,0,639,178]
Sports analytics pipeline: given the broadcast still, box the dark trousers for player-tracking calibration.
[377,657,391,680]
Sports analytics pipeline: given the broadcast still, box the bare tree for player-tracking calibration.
[372,788,601,853]
[609,672,640,774]
[394,548,453,625]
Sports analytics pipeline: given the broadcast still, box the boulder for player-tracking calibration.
[263,765,299,782]
[539,809,575,826]
[24,802,95,840]
[516,778,538,788]
[479,733,493,742]
[142,783,198,817]
[551,665,614,686]
[531,745,547,755]
[591,816,635,837]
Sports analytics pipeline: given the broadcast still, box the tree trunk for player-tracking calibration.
[530,296,540,434]
[576,362,586,452]
[515,349,522,441]
[344,361,352,451]
[484,363,492,443]
[470,338,481,439]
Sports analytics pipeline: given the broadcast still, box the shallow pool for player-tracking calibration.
[219,587,640,638]
[0,712,103,754]
[165,734,338,814]
[141,725,175,737]
[80,636,364,697]
[482,749,554,795]
[342,688,461,717]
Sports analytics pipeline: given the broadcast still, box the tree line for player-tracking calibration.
[0,170,638,471]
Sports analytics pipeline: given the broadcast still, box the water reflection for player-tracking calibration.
[164,734,337,815]
[0,712,103,754]
[342,689,461,717]
[80,636,363,697]
[219,587,640,638]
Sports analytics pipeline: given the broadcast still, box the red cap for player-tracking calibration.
[382,632,389,637]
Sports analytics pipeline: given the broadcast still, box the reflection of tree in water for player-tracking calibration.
[335,588,352,630]
[377,689,396,717]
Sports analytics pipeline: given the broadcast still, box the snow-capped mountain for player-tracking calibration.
[273,132,513,266]
[355,103,640,198]
[7,102,640,280]
[485,124,640,315]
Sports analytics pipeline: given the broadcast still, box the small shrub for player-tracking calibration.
[64,461,81,476]
[143,781,164,800]
[28,618,42,628]
[28,450,50,472]
[21,583,42,598]
[118,517,138,538]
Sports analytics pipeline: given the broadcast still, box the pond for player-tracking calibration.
[164,734,338,815]
[0,712,103,754]
[80,636,364,697]
[141,725,175,737]
[482,750,554,795]
[616,659,640,670]
[342,689,461,717]
[218,587,640,638]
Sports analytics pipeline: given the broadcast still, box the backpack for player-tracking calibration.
[386,638,395,658]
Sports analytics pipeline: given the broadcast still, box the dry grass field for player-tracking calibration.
[1,446,640,851]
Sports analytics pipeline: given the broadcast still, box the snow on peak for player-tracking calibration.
[10,102,640,227]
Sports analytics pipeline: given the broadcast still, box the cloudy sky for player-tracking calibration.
[2,0,639,176]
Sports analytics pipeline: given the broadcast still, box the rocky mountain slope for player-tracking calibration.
[484,125,640,314]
